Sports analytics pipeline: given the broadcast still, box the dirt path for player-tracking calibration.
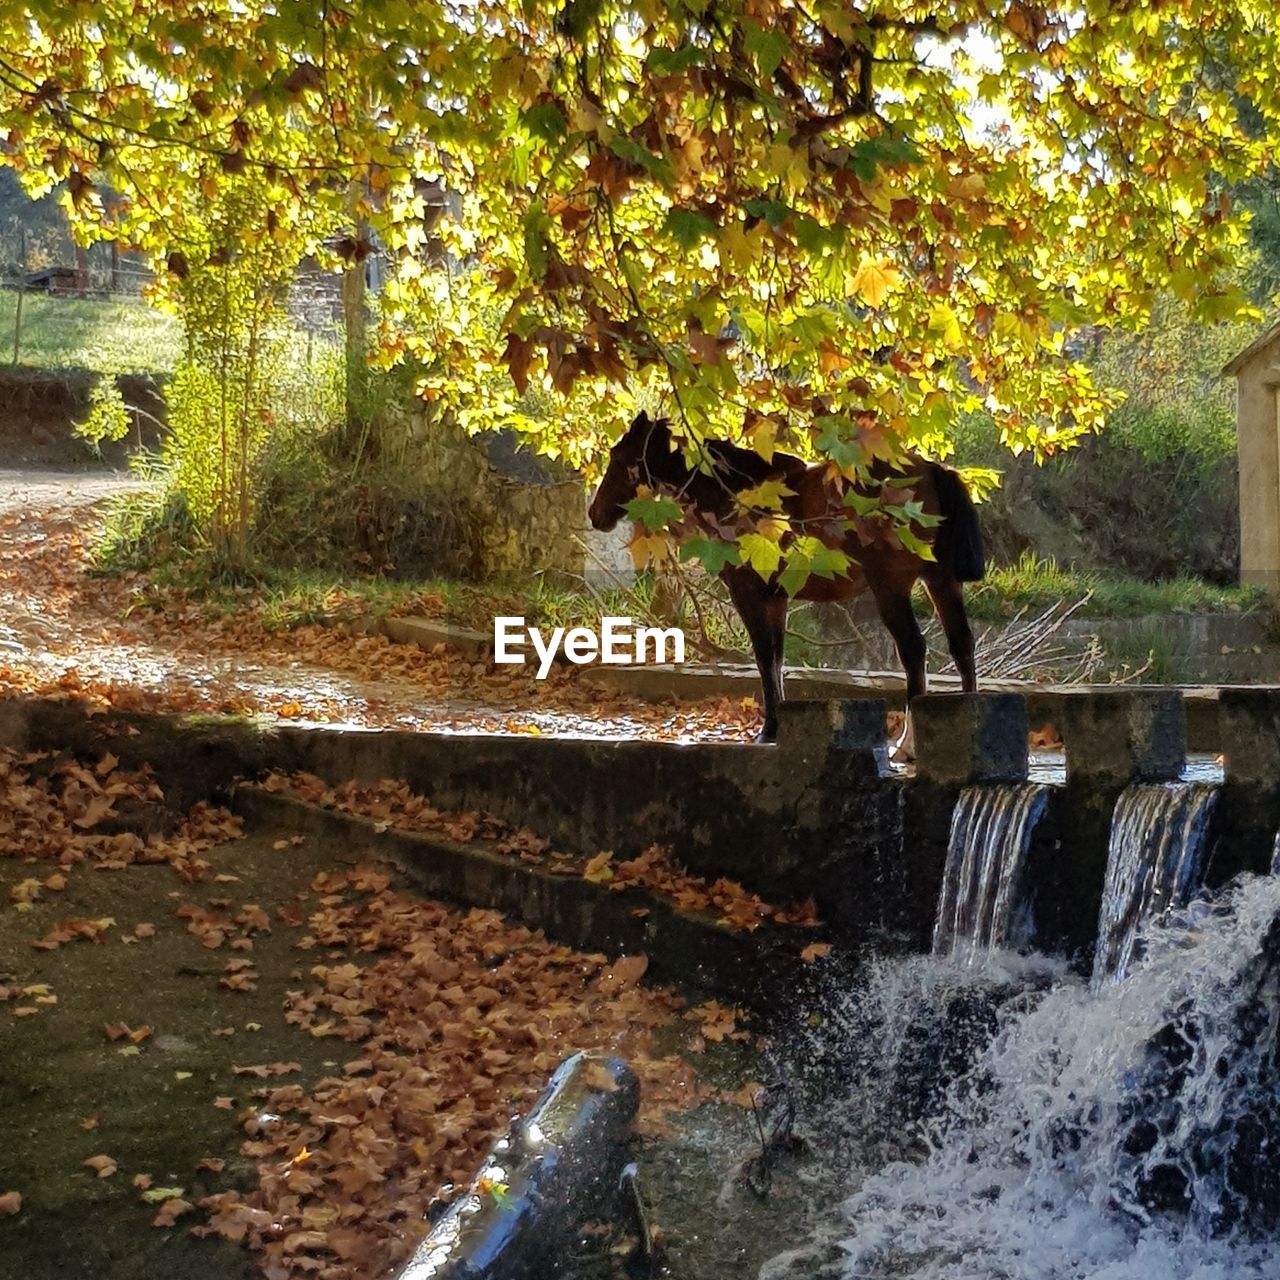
[0,476,759,741]
[0,467,151,517]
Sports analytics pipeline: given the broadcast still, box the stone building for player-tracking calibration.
[1227,318,1280,590]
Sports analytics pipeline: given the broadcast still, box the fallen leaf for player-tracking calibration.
[152,1197,194,1227]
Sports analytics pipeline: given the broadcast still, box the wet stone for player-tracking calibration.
[776,699,888,774]
[1218,687,1280,788]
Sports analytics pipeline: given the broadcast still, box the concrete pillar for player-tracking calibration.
[776,698,888,776]
[911,692,1029,786]
[1059,690,1185,784]
[1219,687,1280,786]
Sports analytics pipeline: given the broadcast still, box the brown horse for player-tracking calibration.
[587,412,983,744]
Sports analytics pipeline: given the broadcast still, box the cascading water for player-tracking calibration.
[763,875,1280,1280]
[830,874,1280,1280]
[1093,782,1219,985]
[932,783,1050,960]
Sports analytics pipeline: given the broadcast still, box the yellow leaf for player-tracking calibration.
[736,478,795,513]
[584,851,614,884]
[629,532,672,569]
[850,257,901,308]
[739,533,784,575]
[749,419,777,463]
[928,302,963,351]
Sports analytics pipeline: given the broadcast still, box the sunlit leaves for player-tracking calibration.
[778,536,848,596]
[678,537,741,575]
[738,532,784,576]
[850,258,902,308]
[1,0,1277,507]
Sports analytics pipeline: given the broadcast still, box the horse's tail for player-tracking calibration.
[930,464,985,582]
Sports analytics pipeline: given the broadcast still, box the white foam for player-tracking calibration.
[829,874,1280,1280]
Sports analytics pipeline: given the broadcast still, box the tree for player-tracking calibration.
[2,1,1278,582]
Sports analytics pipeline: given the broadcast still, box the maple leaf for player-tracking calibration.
[850,257,902,307]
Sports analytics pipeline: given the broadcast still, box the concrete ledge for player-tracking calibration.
[577,663,1224,750]
[375,616,493,659]
[232,785,820,1015]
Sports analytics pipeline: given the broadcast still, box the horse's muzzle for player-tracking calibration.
[588,500,622,532]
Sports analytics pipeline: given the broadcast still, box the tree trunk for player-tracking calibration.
[342,180,370,453]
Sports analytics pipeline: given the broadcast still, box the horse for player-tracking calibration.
[587,411,984,747]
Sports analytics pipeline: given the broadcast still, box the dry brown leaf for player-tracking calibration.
[83,1155,118,1178]
[152,1197,194,1227]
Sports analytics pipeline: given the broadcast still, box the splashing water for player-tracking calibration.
[825,874,1280,1280]
[1094,783,1219,985]
[933,784,1050,961]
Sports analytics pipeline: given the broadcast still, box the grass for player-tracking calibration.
[0,292,181,375]
[956,552,1264,622]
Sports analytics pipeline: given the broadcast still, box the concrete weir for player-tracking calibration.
[2,686,1280,975]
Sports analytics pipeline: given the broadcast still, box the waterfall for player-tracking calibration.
[840,875,1280,1279]
[932,783,1050,960]
[799,874,1280,1280]
[1093,783,1219,985]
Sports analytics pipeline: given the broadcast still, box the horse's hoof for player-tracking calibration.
[755,725,778,744]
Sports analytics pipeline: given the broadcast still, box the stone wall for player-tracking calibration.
[5,687,1277,972]
[402,408,632,583]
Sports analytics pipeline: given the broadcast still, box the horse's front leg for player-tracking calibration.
[724,569,788,743]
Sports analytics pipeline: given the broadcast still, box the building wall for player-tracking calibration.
[1236,352,1280,589]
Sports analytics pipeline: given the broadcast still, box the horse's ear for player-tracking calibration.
[627,410,651,437]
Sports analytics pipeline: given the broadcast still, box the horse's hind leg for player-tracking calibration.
[870,579,928,760]
[924,572,977,693]
[870,581,928,702]
[725,570,788,743]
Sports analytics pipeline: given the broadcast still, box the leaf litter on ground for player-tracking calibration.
[0,742,747,1280]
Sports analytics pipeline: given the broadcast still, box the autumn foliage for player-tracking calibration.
[3,2,1280,577]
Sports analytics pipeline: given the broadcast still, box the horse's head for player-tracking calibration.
[588,411,669,531]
